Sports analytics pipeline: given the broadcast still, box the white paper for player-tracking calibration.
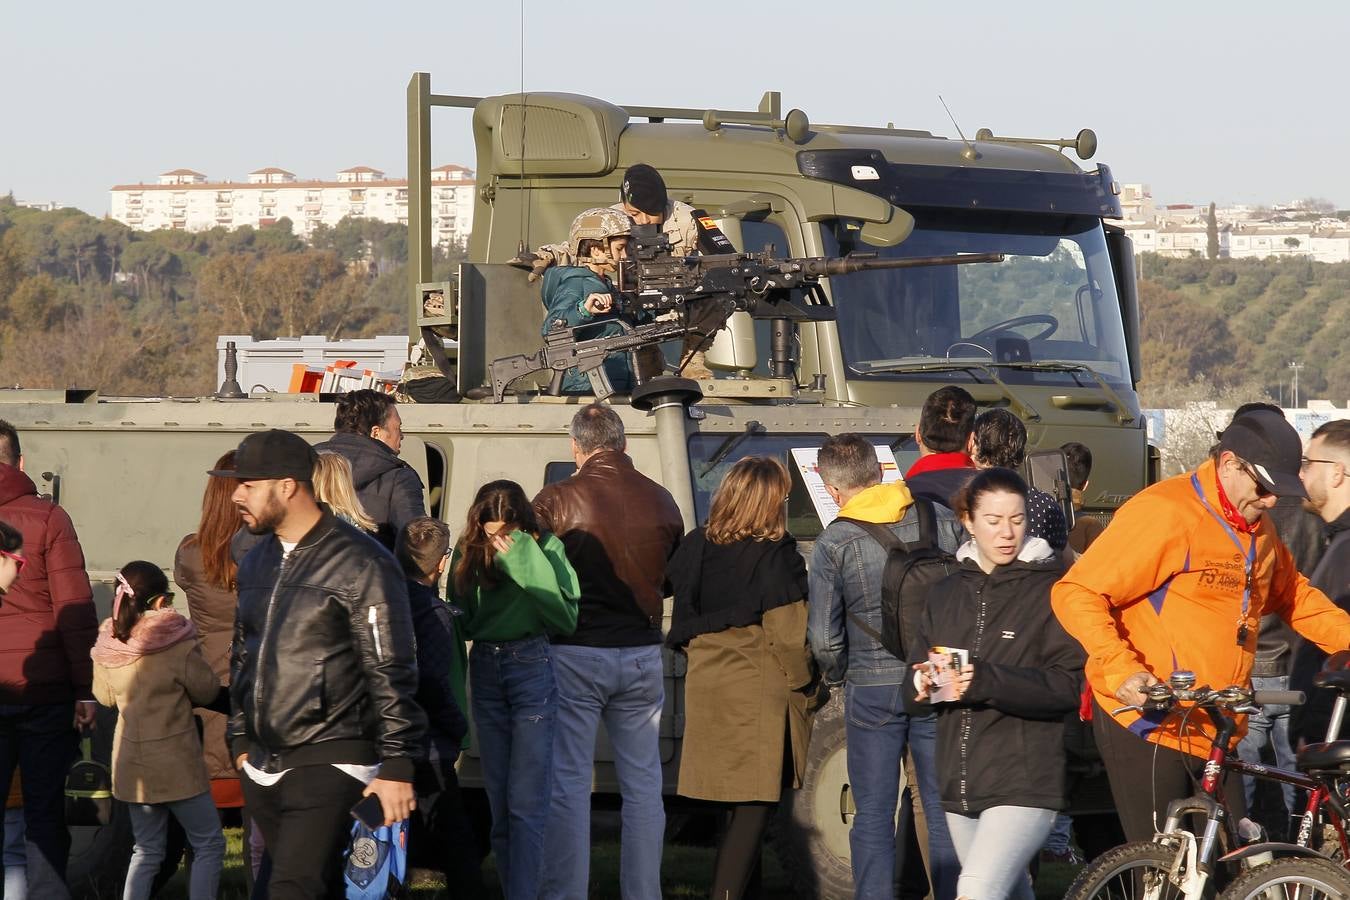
[790,444,903,526]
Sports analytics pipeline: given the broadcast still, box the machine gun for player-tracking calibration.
[615,224,1004,325]
[488,226,1003,401]
[490,318,690,403]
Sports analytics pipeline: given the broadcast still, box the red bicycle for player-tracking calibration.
[1064,666,1350,900]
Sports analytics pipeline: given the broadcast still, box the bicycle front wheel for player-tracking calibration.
[1063,840,1201,900]
[1218,857,1350,899]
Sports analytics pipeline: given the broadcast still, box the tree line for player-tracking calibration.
[0,196,460,396]
[1136,252,1350,408]
[0,196,1341,406]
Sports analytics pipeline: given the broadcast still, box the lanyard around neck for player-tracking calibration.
[1190,473,1256,622]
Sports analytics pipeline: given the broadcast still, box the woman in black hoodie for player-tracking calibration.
[910,467,1085,900]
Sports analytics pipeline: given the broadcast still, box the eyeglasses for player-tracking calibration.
[1302,457,1341,470]
[0,549,25,574]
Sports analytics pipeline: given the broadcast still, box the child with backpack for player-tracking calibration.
[91,561,225,900]
[393,516,485,897]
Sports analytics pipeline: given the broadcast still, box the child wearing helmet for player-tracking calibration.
[539,207,644,395]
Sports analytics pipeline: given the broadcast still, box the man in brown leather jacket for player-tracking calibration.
[533,403,683,900]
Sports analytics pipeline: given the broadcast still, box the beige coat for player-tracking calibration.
[174,537,235,782]
[92,627,220,804]
[677,601,816,803]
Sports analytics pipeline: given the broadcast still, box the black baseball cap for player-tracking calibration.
[1218,409,1307,498]
[208,429,316,482]
[619,164,668,216]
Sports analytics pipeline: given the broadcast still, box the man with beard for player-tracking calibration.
[214,429,424,899]
[1292,419,1350,745]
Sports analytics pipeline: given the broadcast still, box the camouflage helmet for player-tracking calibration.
[568,207,633,258]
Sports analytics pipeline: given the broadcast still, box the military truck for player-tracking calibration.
[5,74,1147,896]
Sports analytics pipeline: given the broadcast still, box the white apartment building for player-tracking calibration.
[110,164,476,249]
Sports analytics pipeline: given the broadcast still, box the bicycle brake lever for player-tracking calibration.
[1112,705,1143,715]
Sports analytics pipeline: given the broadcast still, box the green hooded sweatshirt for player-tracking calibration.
[450,531,580,643]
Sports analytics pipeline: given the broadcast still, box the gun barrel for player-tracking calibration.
[802,252,1005,276]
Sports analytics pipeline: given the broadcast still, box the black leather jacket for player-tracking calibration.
[228,507,425,781]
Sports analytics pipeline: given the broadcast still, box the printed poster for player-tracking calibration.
[790,445,903,526]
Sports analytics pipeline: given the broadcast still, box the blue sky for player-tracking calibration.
[5,1,1346,215]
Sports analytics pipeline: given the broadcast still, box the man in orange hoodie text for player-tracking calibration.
[1052,409,1350,841]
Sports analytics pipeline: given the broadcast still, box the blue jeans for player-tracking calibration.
[124,791,225,900]
[470,636,557,900]
[541,643,665,900]
[4,806,25,900]
[844,682,958,900]
[945,806,1055,900]
[1236,674,1298,818]
[0,703,76,900]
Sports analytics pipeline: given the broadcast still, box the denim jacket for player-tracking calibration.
[808,487,963,686]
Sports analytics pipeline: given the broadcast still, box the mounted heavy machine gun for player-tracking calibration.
[489,225,1003,402]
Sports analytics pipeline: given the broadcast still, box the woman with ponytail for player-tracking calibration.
[91,561,225,900]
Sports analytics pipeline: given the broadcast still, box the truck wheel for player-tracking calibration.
[772,690,857,899]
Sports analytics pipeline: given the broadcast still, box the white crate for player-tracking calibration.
[216,335,409,395]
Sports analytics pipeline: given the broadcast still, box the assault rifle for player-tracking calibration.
[490,318,689,402]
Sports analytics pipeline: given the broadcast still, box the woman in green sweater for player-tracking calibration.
[449,479,579,900]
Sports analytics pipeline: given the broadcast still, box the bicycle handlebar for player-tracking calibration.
[1111,684,1305,717]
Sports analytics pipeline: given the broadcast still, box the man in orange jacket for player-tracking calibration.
[1052,409,1350,841]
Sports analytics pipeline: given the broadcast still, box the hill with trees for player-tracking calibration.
[0,197,1342,406]
[1135,253,1350,407]
[0,196,460,396]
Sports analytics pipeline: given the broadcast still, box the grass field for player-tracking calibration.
[154,827,1082,898]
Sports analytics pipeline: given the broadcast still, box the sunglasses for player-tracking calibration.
[1238,461,1273,499]
[0,549,25,574]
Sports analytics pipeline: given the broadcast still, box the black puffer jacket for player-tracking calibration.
[313,432,426,549]
[228,508,426,781]
[911,540,1084,815]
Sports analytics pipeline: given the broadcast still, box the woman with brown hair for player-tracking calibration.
[449,479,578,900]
[667,456,817,900]
[173,451,241,810]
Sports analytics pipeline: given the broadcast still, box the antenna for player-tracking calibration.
[938,95,979,161]
[516,0,530,258]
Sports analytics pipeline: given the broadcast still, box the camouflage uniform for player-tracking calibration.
[532,201,716,379]
[533,200,701,267]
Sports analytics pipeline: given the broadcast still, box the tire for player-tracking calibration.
[1062,839,1202,900]
[1218,857,1350,900]
[772,689,907,900]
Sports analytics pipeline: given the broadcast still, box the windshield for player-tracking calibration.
[823,210,1131,386]
[688,432,911,541]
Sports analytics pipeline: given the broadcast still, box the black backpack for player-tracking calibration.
[839,499,956,663]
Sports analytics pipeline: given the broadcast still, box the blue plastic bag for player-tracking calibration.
[344,817,408,899]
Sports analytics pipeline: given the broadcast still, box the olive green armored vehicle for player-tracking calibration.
[5,73,1148,896]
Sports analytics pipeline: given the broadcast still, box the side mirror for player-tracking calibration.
[859,212,914,248]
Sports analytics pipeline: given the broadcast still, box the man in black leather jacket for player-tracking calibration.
[216,429,425,900]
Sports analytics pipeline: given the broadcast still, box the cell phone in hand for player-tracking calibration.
[351,793,385,829]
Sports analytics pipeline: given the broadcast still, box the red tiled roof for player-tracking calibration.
[160,168,206,177]
[339,166,384,174]
[250,167,295,175]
